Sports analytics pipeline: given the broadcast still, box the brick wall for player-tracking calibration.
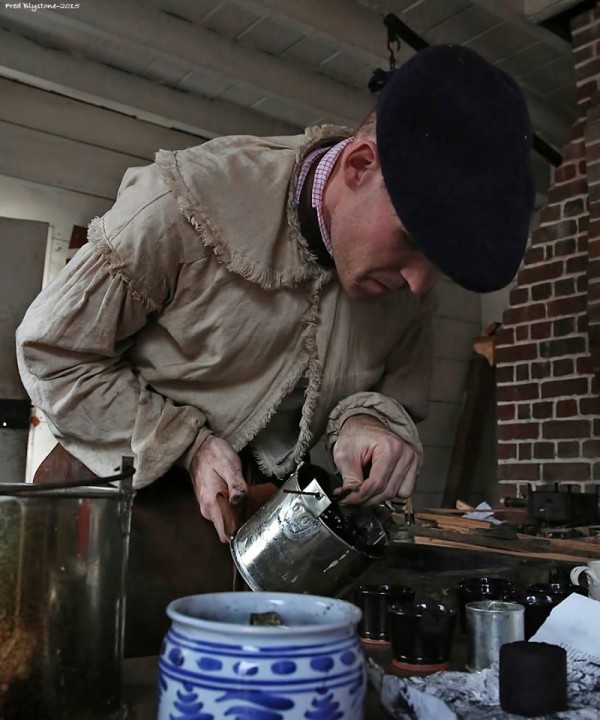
[496,4,600,498]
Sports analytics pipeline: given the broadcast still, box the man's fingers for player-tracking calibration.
[198,436,248,503]
[333,445,365,494]
[211,445,247,505]
[395,452,419,499]
[338,441,418,506]
[210,508,229,545]
[193,473,230,543]
[190,435,248,543]
[382,447,417,499]
[343,453,395,505]
[361,450,417,506]
[332,414,421,508]
[226,466,248,506]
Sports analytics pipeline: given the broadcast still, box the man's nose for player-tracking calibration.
[407,265,436,296]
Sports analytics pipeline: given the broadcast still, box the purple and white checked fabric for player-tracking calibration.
[295,137,354,256]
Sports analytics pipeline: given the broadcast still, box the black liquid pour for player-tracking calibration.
[297,464,387,558]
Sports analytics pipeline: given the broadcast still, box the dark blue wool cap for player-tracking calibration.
[376,44,534,293]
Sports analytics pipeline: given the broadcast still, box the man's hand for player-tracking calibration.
[189,435,247,544]
[333,414,418,505]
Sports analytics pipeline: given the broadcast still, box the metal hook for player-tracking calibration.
[387,36,400,71]
[385,13,401,71]
[283,489,323,500]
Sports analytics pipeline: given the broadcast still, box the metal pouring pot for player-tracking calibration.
[230,463,388,597]
[0,467,133,720]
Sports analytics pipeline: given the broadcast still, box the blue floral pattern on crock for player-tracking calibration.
[169,682,214,720]
[158,605,365,720]
[305,691,344,720]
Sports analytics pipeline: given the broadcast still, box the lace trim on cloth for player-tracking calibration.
[155,125,349,291]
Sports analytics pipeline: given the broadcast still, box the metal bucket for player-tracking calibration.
[231,465,385,597]
[0,482,132,719]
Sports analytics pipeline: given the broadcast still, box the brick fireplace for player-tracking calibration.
[496,3,600,498]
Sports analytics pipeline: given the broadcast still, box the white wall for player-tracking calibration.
[0,174,112,281]
[0,79,206,482]
[0,174,113,480]
[412,277,481,508]
[0,217,47,482]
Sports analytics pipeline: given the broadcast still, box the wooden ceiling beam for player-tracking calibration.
[236,0,571,149]
[469,0,571,52]
[231,0,412,66]
[525,0,586,24]
[0,0,374,124]
[0,77,202,160]
[0,28,298,139]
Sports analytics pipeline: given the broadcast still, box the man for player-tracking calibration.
[16,45,533,652]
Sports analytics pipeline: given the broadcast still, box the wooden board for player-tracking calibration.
[412,535,587,564]
[402,510,600,563]
[416,512,493,530]
[441,353,495,507]
[413,526,600,560]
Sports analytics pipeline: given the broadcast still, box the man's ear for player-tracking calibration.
[341,139,380,190]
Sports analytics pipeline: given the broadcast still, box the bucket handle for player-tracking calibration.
[2,466,135,494]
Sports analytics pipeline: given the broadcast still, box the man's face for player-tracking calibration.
[325,139,437,300]
[329,179,436,299]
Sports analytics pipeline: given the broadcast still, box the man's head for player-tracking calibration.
[324,44,534,298]
[322,127,436,299]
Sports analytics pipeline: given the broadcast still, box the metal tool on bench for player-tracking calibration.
[504,483,600,527]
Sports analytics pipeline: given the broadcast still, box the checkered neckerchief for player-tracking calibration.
[294,137,354,256]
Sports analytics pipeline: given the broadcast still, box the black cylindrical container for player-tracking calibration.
[500,641,568,716]
[388,601,456,673]
[529,581,588,602]
[355,584,414,643]
[503,588,554,639]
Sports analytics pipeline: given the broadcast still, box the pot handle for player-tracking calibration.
[216,484,279,541]
[216,493,240,541]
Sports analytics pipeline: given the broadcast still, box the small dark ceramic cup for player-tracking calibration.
[355,584,415,644]
[504,588,554,639]
[530,581,588,602]
[502,582,588,639]
[455,577,514,633]
[387,600,457,674]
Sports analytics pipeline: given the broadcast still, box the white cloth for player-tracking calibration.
[530,592,600,662]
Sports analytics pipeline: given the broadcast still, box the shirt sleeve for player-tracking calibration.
[325,287,436,465]
[16,165,212,488]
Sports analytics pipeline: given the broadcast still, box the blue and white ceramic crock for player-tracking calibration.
[158,591,365,720]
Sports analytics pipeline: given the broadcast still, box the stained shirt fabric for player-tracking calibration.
[16,126,434,487]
